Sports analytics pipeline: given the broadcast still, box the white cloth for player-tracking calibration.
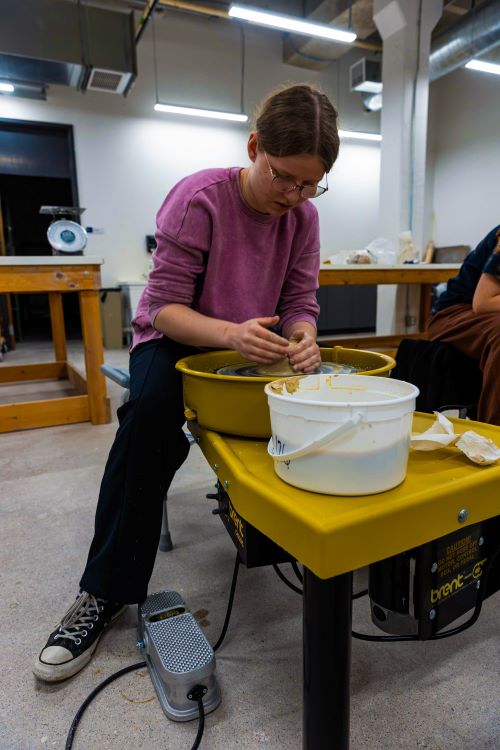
[411,412,500,465]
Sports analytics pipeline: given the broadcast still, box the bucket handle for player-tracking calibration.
[267,412,363,462]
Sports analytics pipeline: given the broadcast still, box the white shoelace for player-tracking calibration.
[54,592,105,644]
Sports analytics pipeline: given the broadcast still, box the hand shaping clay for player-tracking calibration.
[255,340,298,377]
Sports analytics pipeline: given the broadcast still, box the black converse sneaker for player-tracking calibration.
[33,591,127,682]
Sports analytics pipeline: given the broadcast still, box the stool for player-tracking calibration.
[101,364,195,552]
[391,338,482,418]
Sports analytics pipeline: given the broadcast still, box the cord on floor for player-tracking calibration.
[187,685,207,750]
[65,661,146,750]
[65,551,242,749]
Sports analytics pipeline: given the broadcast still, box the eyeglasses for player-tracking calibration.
[264,151,328,199]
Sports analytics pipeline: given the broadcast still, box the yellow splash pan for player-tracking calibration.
[176,346,395,438]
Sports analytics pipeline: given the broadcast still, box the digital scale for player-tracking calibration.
[40,205,88,255]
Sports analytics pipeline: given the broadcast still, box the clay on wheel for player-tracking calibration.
[255,340,298,377]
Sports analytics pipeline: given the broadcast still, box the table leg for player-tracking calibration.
[48,292,67,361]
[79,290,110,424]
[419,284,432,332]
[303,568,353,750]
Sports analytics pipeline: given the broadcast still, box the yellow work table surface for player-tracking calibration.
[195,413,500,580]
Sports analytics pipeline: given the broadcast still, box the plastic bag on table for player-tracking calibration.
[364,237,398,265]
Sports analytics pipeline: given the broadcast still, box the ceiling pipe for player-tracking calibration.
[136,0,161,42]
[156,0,382,51]
[429,0,500,81]
[157,0,229,19]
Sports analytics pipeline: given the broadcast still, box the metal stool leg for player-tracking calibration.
[158,431,195,552]
[159,495,173,552]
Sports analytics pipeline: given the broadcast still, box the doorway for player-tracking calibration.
[0,119,81,344]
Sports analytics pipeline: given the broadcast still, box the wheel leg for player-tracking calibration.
[303,568,353,749]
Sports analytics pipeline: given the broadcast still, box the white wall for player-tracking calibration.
[429,65,500,250]
[319,140,380,255]
[0,10,381,286]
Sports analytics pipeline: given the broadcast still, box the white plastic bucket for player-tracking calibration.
[265,374,419,496]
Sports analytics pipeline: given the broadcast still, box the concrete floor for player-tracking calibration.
[1,340,499,750]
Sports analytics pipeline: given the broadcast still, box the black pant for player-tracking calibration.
[80,337,198,604]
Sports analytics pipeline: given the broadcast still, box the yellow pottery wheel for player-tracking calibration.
[175,346,395,438]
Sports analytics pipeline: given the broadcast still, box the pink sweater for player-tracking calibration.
[131,167,320,349]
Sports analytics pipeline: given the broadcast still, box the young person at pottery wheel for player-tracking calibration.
[33,83,340,682]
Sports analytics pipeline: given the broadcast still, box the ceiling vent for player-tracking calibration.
[0,0,137,96]
[86,68,129,95]
[350,58,383,93]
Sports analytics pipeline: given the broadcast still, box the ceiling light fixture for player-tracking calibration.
[228,4,356,44]
[362,92,383,112]
[152,12,248,123]
[465,59,500,76]
[0,80,46,100]
[339,130,382,142]
[154,103,248,121]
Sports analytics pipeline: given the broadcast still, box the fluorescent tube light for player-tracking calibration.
[229,4,356,44]
[362,92,383,112]
[339,130,382,142]
[154,103,248,122]
[465,59,500,76]
[0,82,15,93]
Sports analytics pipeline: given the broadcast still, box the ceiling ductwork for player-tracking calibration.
[1,0,499,99]
[0,0,137,96]
[430,0,500,80]
[283,0,380,70]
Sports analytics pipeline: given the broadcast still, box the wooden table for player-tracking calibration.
[0,256,110,432]
[318,263,460,349]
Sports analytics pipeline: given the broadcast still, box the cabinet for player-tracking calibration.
[316,285,376,335]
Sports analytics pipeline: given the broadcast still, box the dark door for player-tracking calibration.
[0,119,80,341]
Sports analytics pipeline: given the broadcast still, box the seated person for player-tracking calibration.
[427,225,500,425]
[32,83,339,683]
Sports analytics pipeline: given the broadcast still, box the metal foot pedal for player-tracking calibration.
[138,591,221,722]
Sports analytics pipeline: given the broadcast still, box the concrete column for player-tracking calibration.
[373,0,442,335]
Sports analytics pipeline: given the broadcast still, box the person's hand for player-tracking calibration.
[227,316,290,363]
[287,331,321,373]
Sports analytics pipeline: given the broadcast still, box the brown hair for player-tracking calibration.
[254,84,340,172]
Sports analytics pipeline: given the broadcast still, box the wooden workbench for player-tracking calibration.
[318,262,461,349]
[0,256,110,432]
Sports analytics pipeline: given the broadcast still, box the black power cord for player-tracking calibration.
[186,685,208,750]
[291,560,303,584]
[65,551,242,750]
[213,552,241,652]
[273,563,303,595]
[274,562,368,602]
[352,545,500,643]
[65,663,206,750]
[65,661,146,750]
[352,588,368,600]
[273,549,500,644]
